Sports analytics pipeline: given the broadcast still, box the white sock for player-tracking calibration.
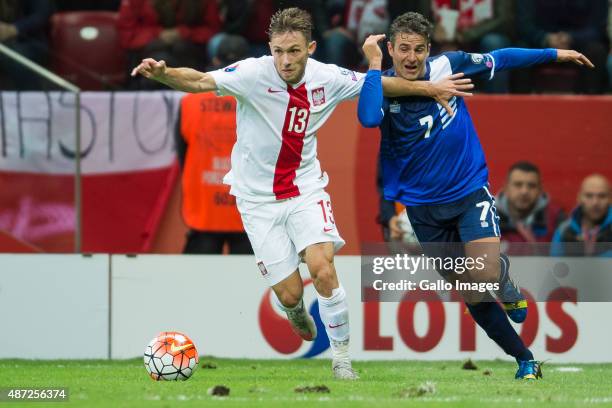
[317,285,350,358]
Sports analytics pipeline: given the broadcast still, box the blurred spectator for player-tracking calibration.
[55,0,121,11]
[516,0,609,94]
[387,0,431,21]
[0,0,53,90]
[496,162,564,253]
[176,35,252,255]
[431,0,514,93]
[277,0,329,37]
[209,0,328,61]
[209,0,274,59]
[552,174,612,256]
[323,0,389,69]
[118,0,221,89]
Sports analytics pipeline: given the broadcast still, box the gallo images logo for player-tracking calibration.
[258,279,329,357]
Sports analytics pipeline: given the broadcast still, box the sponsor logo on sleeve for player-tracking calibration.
[470,53,484,64]
[224,64,239,72]
[340,68,358,81]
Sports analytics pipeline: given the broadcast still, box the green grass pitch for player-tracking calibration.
[2,358,612,407]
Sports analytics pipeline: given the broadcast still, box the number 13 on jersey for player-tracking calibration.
[288,107,309,133]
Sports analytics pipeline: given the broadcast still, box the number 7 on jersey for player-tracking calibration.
[419,115,433,139]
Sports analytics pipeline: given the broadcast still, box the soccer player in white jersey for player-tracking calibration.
[131,7,472,380]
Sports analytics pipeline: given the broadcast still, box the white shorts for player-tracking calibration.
[236,189,345,286]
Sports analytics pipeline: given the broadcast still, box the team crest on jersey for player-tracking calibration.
[470,53,484,64]
[311,87,326,106]
[257,261,268,276]
[390,101,401,113]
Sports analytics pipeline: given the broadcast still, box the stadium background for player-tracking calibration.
[0,0,611,365]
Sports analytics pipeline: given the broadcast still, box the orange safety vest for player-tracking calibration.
[179,93,243,232]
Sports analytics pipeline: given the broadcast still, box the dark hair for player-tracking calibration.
[507,161,541,179]
[267,7,313,42]
[389,12,433,44]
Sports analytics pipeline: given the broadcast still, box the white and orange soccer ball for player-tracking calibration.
[143,331,199,381]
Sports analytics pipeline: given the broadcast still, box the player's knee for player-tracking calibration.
[277,289,303,309]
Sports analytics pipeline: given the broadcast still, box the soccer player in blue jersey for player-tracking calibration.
[358,12,593,380]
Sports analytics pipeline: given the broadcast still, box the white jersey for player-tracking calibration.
[209,56,365,202]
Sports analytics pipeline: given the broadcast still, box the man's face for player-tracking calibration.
[269,31,315,84]
[387,32,430,81]
[579,178,610,224]
[505,170,541,213]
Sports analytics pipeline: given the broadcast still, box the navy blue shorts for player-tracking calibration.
[405,185,500,243]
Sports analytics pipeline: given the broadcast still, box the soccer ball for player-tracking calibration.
[143,331,199,381]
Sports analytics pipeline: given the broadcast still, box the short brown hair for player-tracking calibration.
[507,161,541,182]
[390,12,433,44]
[267,7,313,42]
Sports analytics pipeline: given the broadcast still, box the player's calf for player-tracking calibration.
[273,273,317,341]
[496,253,528,323]
[464,239,503,304]
[466,240,528,323]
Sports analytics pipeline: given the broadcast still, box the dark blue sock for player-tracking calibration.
[466,297,533,361]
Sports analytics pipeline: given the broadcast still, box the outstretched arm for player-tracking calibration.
[358,35,473,127]
[359,72,473,127]
[490,48,594,72]
[361,34,473,121]
[382,74,473,114]
[130,58,218,93]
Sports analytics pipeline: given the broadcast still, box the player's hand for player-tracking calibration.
[362,34,386,69]
[130,58,168,80]
[389,216,403,241]
[556,49,594,68]
[432,73,474,116]
[0,22,17,41]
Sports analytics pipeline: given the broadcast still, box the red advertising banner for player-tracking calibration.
[0,91,182,252]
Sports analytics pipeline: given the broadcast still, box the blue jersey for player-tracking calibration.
[358,48,557,206]
[379,51,491,205]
